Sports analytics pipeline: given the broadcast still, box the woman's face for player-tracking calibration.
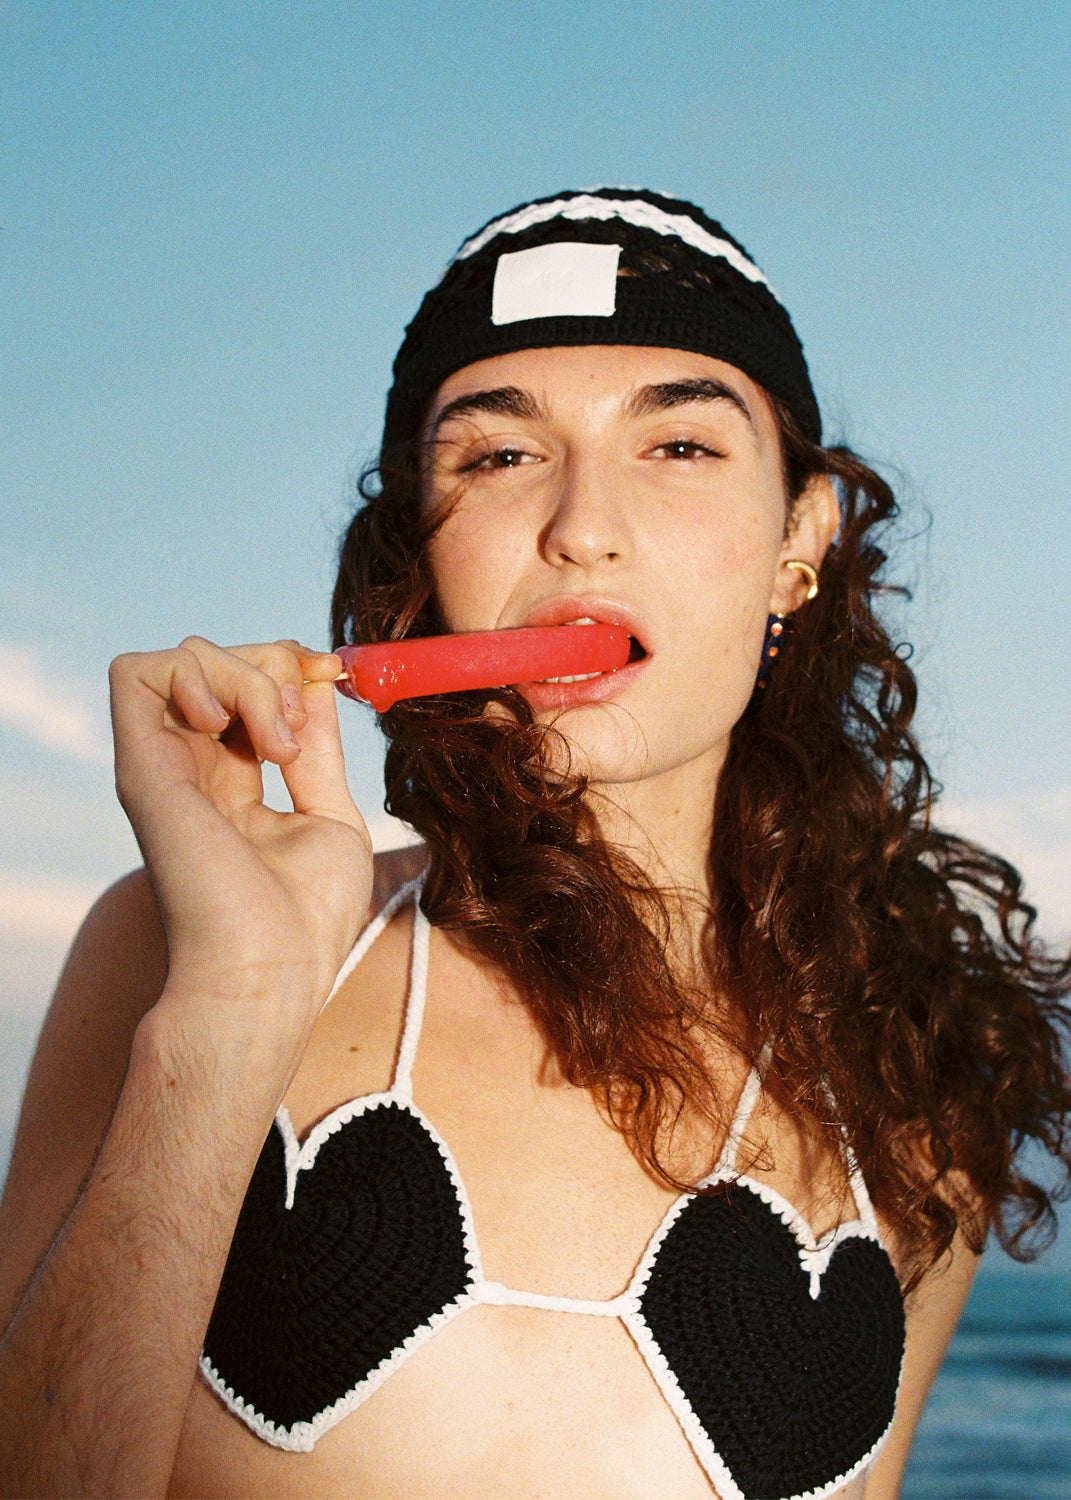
[423,344,826,799]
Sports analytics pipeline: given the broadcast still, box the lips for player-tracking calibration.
[515,597,650,709]
[520,597,650,662]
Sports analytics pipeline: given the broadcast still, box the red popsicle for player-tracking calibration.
[335,624,631,711]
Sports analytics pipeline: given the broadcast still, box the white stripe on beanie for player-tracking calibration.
[454,191,775,298]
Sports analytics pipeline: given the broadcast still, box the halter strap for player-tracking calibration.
[391,882,430,1100]
[713,1062,765,1176]
[319,877,417,1012]
[318,874,429,1103]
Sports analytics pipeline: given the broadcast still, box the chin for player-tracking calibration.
[532,700,651,776]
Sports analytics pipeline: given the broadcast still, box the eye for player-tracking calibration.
[462,446,538,473]
[653,439,722,461]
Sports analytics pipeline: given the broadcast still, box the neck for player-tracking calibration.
[586,755,723,972]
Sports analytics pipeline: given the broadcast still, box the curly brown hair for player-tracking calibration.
[330,394,1071,1290]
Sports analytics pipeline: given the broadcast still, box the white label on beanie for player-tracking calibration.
[491,241,620,325]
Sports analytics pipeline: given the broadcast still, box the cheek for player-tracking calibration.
[669,495,785,603]
[659,497,786,691]
[425,507,527,629]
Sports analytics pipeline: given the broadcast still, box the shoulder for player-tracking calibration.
[0,868,169,1325]
[53,866,168,1008]
[863,1226,982,1496]
[35,868,170,1096]
[15,867,169,1122]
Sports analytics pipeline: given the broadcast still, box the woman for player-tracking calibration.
[1,188,1068,1499]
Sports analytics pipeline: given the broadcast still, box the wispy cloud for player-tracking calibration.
[367,812,422,852]
[0,641,112,765]
[941,787,1071,940]
[0,871,99,944]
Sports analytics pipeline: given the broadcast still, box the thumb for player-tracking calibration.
[279,678,365,831]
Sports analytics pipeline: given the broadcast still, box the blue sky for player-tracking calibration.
[1,1,1069,1262]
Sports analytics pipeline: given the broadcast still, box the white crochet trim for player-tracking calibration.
[392,890,430,1099]
[454,191,778,300]
[621,1298,896,1500]
[318,874,422,1014]
[621,1311,748,1500]
[701,1169,880,1302]
[473,1279,637,1318]
[822,1077,885,1243]
[620,1301,897,1500]
[208,1089,486,1451]
[274,1092,482,1249]
[205,876,900,1489]
[199,1286,478,1453]
[713,1062,764,1174]
[620,1169,897,1498]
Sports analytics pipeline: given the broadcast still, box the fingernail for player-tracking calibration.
[207,693,229,722]
[280,683,305,716]
[276,715,299,749]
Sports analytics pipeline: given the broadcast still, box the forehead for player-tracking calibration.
[428,344,778,438]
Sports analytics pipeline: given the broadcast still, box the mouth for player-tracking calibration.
[534,617,648,683]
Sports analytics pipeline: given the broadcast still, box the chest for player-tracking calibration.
[285,906,713,1294]
[174,894,904,1499]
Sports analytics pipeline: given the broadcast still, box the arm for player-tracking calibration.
[863,1228,981,1498]
[0,639,372,1498]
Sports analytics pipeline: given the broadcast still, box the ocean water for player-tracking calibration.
[902,1270,1071,1498]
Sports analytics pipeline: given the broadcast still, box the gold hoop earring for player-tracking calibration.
[785,559,819,601]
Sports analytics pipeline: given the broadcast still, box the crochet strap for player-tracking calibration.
[392,884,430,1100]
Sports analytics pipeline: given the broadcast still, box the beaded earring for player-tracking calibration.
[756,615,787,690]
[755,560,820,690]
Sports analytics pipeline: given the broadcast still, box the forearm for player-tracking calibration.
[0,1003,288,1500]
[0,640,368,1496]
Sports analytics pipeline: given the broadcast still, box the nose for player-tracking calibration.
[540,457,632,570]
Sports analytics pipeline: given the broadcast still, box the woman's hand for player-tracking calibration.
[109,637,373,1058]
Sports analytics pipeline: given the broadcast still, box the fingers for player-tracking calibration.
[251,647,365,833]
[111,638,342,768]
[278,676,364,831]
[203,638,336,764]
[110,645,225,745]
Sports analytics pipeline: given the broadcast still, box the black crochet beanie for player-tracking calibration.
[381,187,821,455]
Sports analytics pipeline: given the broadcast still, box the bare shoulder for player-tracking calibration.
[0,869,169,1324]
[863,1227,982,1497]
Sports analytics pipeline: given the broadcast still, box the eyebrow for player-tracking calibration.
[428,386,544,441]
[625,377,755,427]
[426,373,756,444]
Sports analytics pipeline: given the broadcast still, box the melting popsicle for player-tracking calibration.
[335,624,631,711]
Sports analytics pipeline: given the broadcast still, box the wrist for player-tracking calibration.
[131,975,316,1136]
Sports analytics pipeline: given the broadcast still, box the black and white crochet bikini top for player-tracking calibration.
[201,878,905,1500]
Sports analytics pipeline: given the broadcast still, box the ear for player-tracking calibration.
[769,475,840,616]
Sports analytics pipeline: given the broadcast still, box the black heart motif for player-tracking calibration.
[638,1183,905,1499]
[202,1102,475,1436]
